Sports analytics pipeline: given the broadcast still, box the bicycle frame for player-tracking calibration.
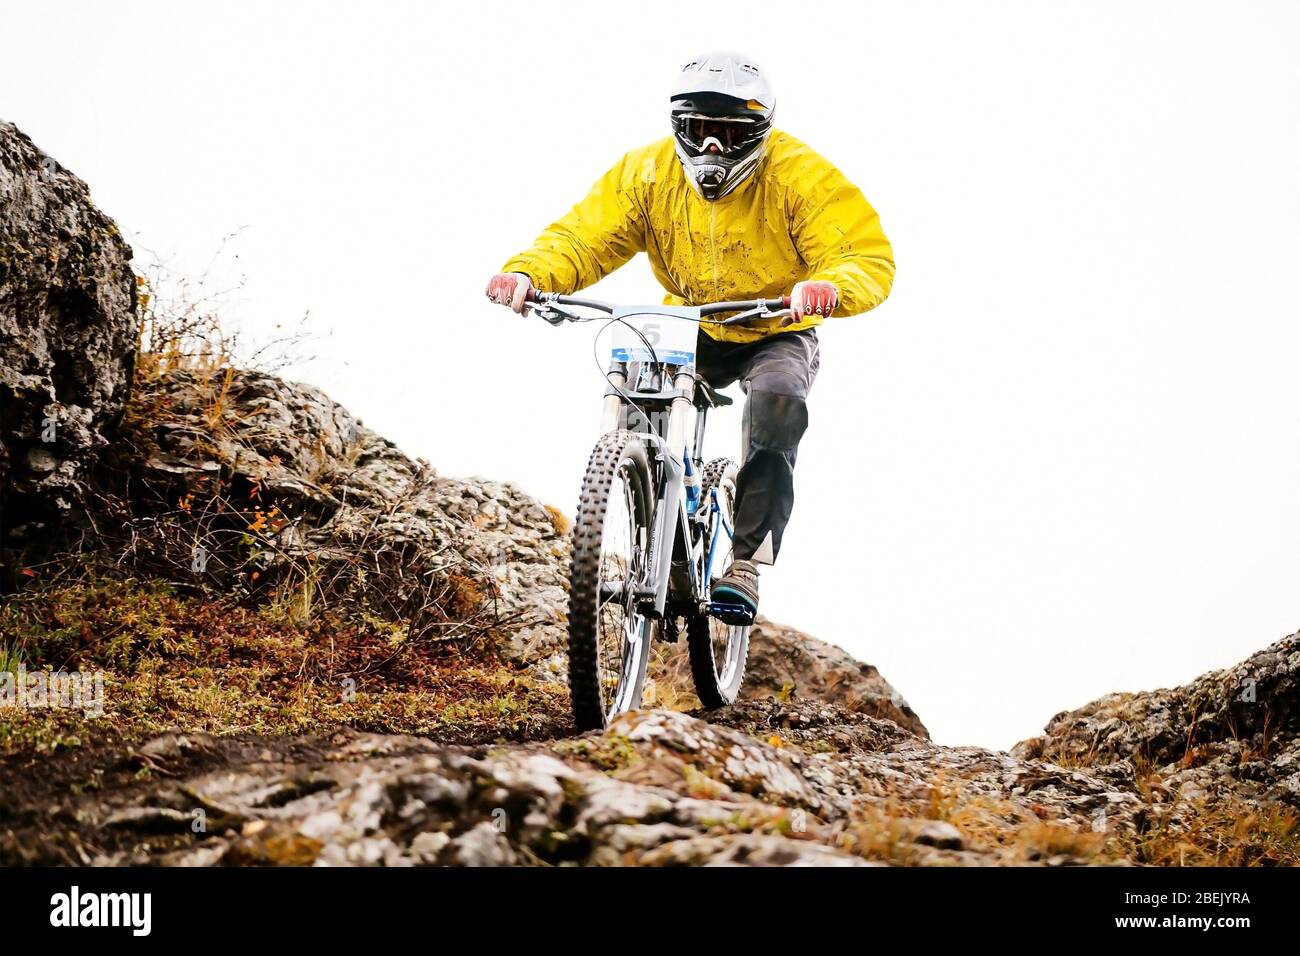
[528,290,790,618]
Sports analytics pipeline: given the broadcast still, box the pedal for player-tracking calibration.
[708,601,756,626]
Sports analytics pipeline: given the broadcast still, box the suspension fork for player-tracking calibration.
[643,368,698,615]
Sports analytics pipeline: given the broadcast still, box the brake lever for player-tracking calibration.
[534,302,584,326]
[718,305,794,326]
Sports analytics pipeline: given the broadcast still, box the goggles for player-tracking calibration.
[674,113,766,156]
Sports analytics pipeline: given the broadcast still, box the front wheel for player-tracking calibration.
[567,430,656,730]
[687,458,751,708]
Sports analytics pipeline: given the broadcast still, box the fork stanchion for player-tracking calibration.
[599,364,627,435]
[665,368,700,451]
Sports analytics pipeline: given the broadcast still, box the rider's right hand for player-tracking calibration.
[485,272,533,315]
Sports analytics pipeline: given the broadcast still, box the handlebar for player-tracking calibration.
[700,296,791,316]
[525,289,791,326]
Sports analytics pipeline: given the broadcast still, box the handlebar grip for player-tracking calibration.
[525,287,540,303]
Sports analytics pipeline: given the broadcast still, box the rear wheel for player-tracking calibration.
[567,431,656,730]
[687,458,751,707]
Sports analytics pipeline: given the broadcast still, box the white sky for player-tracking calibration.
[4,0,1298,748]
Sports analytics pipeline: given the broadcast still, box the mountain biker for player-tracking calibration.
[486,51,894,621]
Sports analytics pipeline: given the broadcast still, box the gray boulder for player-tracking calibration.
[0,121,137,530]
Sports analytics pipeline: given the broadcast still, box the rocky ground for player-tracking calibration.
[2,120,1298,867]
[0,701,1118,866]
[6,634,1298,866]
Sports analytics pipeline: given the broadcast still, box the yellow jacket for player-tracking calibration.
[502,130,894,343]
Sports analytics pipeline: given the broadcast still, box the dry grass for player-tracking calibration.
[643,641,701,712]
[132,240,311,385]
[0,574,569,756]
[1015,820,1107,859]
[1037,740,1104,770]
[838,802,927,865]
[836,774,1121,866]
[1119,801,1300,867]
[543,505,572,537]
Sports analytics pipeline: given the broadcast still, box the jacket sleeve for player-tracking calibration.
[501,152,647,293]
[788,158,895,317]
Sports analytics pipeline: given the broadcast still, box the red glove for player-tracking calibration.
[787,280,838,324]
[485,272,533,315]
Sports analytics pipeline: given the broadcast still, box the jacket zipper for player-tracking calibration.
[709,202,719,302]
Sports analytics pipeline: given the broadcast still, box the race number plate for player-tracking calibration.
[609,306,701,366]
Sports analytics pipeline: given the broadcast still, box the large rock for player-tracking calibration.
[741,619,930,738]
[116,367,571,661]
[0,122,137,532]
[1014,630,1300,812]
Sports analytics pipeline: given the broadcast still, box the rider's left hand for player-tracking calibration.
[784,280,838,326]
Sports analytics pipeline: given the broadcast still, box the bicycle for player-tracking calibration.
[526,288,793,730]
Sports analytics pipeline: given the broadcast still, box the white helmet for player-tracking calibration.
[670,52,775,200]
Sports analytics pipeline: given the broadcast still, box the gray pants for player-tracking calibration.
[695,328,820,564]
